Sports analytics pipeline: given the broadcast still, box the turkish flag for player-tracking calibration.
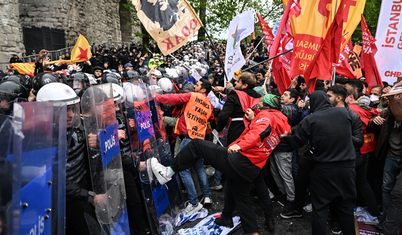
[257,13,275,53]
[336,39,357,78]
[360,15,383,90]
[304,0,345,94]
[269,0,301,94]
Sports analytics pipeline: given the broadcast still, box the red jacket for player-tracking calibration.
[155,92,214,137]
[349,103,379,154]
[230,108,291,169]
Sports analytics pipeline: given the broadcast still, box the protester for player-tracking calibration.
[149,94,290,235]
[154,78,214,213]
[286,91,357,235]
[2,16,399,234]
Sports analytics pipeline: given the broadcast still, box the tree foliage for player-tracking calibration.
[187,0,284,41]
[351,0,382,43]
[122,0,285,44]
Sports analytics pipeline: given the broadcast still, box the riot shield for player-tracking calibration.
[11,101,66,235]
[0,115,17,235]
[81,84,130,234]
[124,82,184,235]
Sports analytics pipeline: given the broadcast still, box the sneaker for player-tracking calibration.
[146,158,154,182]
[203,197,213,207]
[150,158,172,185]
[331,221,342,234]
[303,203,313,213]
[280,205,303,219]
[210,182,223,191]
[183,202,203,214]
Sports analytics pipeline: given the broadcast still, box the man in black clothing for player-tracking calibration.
[286,91,357,235]
[216,72,261,144]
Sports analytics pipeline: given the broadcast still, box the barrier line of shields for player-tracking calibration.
[123,82,185,235]
[0,101,66,235]
[81,84,130,234]
[0,83,183,235]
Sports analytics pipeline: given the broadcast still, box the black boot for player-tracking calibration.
[215,215,234,228]
[265,217,275,232]
[133,221,148,235]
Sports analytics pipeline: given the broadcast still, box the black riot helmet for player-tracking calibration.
[67,72,90,91]
[138,67,148,75]
[0,81,29,115]
[101,72,120,85]
[123,70,140,81]
[5,75,30,93]
[32,73,60,95]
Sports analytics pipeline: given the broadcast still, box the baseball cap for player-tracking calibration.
[124,63,133,69]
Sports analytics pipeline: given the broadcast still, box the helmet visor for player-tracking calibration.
[66,103,81,128]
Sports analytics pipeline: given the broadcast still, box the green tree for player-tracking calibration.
[122,0,284,45]
[187,0,284,41]
[351,0,382,43]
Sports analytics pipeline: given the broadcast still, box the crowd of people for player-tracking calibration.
[0,37,401,235]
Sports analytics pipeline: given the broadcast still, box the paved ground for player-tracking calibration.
[174,181,333,235]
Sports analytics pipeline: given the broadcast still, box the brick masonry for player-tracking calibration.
[0,0,141,62]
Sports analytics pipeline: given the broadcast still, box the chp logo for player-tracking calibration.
[140,0,180,31]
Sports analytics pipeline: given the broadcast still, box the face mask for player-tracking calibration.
[370,94,379,102]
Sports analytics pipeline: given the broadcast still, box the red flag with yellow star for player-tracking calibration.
[70,34,91,62]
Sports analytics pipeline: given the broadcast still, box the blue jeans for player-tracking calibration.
[178,138,211,205]
[382,154,402,214]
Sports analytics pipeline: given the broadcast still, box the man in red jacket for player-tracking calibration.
[150,94,291,235]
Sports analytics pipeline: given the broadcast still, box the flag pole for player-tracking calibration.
[263,62,273,86]
[243,48,293,72]
[303,80,312,100]
[203,27,229,81]
[246,38,264,60]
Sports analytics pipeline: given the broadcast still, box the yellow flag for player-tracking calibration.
[9,63,36,77]
[70,34,91,62]
[132,0,203,56]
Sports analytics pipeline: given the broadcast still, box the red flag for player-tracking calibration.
[269,0,301,94]
[304,0,345,94]
[360,15,383,90]
[257,13,275,52]
[336,39,357,79]
[172,80,179,92]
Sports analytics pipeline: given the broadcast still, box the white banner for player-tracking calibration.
[374,0,402,85]
[224,11,255,84]
[177,212,240,235]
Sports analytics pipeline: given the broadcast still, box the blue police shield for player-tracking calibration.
[124,82,184,235]
[10,101,67,235]
[81,84,130,234]
[0,115,17,235]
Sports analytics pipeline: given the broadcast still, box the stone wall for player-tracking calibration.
[0,0,141,62]
[0,0,25,63]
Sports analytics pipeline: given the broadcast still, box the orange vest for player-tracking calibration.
[174,93,212,139]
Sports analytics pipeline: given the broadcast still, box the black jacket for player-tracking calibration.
[216,89,261,145]
[286,91,356,163]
